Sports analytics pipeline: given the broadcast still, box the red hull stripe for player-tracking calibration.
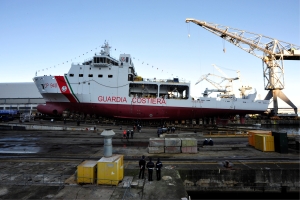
[65,76,80,102]
[55,76,78,103]
[39,102,266,120]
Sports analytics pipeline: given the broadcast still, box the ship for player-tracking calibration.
[33,41,270,124]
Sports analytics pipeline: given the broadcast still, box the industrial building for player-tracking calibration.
[0,82,45,114]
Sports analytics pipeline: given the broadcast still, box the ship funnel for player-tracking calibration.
[101,129,115,157]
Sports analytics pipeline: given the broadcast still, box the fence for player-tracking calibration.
[203,131,248,137]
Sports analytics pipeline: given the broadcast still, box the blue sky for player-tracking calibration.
[1,0,299,112]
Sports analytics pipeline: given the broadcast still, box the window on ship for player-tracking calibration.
[159,84,189,99]
[98,74,103,78]
[108,75,113,78]
[88,74,93,77]
[94,56,118,66]
[129,83,158,98]
[128,74,133,81]
[69,74,74,77]
[79,74,83,77]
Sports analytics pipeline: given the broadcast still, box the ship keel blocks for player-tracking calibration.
[165,138,181,147]
[181,138,197,147]
[148,138,198,154]
[181,146,198,153]
[165,146,181,153]
[148,146,165,154]
[149,138,165,147]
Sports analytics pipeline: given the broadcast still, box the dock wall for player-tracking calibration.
[179,168,299,193]
[229,119,300,125]
[0,123,95,131]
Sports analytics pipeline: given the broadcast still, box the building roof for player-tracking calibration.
[0,82,42,99]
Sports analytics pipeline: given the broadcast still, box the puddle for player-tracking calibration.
[0,136,43,154]
[0,137,39,142]
[0,146,41,154]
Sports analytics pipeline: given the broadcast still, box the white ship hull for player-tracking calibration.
[33,42,270,122]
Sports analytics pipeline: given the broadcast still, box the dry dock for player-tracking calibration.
[0,120,299,199]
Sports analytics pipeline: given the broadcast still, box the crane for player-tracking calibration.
[195,73,239,96]
[212,64,230,78]
[211,64,250,97]
[186,18,300,115]
[202,88,227,97]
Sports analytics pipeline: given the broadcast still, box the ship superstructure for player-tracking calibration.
[33,41,269,122]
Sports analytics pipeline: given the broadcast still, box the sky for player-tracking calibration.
[1,0,299,112]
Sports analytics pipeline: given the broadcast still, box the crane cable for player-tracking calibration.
[222,39,226,53]
[187,23,190,38]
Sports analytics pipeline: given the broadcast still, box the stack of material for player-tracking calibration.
[148,138,198,154]
[165,138,181,153]
[181,138,197,153]
[148,138,165,153]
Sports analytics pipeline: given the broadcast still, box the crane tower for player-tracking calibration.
[186,18,300,116]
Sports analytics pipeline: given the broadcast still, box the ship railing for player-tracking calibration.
[72,62,83,65]
[136,78,190,84]
[83,57,93,62]
[75,55,120,64]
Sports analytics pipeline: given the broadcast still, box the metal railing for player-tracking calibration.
[134,77,190,84]
[122,180,133,200]
[76,176,119,186]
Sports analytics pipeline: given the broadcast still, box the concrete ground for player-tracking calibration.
[0,120,299,199]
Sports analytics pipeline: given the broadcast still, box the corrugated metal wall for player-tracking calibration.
[0,82,45,113]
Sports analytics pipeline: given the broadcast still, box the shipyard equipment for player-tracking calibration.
[186,18,300,116]
[196,73,239,97]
